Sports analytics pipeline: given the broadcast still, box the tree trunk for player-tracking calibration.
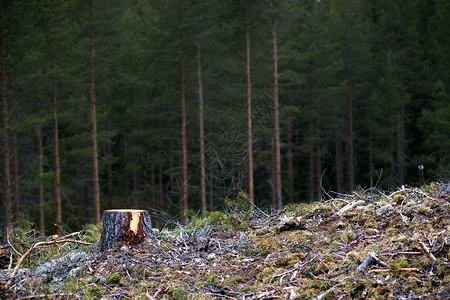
[107,141,113,209]
[271,139,276,210]
[158,163,164,210]
[272,5,282,212]
[12,125,20,217]
[1,15,12,226]
[346,23,355,193]
[197,38,207,216]
[209,166,214,210]
[315,103,322,202]
[98,209,153,251]
[368,97,374,187]
[308,118,315,202]
[333,114,342,193]
[287,110,294,204]
[245,25,254,212]
[396,88,405,185]
[179,2,188,223]
[149,148,156,211]
[50,1,62,231]
[37,127,45,233]
[89,0,101,224]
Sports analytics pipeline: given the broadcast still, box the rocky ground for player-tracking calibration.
[1,183,449,299]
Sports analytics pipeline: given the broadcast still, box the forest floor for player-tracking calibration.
[1,183,449,299]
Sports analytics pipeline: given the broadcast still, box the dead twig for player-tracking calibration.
[0,239,92,291]
[14,294,72,299]
[419,241,437,263]
[271,255,316,283]
[369,268,420,273]
[336,200,365,216]
[369,252,387,267]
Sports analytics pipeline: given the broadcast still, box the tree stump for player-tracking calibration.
[98,209,153,251]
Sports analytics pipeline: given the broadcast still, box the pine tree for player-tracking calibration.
[1,4,12,226]
[89,0,101,224]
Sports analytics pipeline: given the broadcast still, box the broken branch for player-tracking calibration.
[419,241,437,263]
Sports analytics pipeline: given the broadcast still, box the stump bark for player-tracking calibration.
[98,209,153,251]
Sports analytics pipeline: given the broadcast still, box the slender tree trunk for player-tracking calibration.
[149,146,157,214]
[1,16,12,226]
[50,1,62,231]
[37,127,45,232]
[389,132,395,186]
[124,136,129,194]
[89,0,101,224]
[209,166,214,210]
[83,185,90,223]
[179,2,188,222]
[308,118,315,202]
[333,112,342,193]
[396,88,405,185]
[197,38,207,215]
[272,5,282,212]
[315,103,322,202]
[368,97,374,187]
[158,163,164,210]
[107,142,113,209]
[35,78,45,232]
[12,125,19,217]
[346,28,355,193]
[287,110,294,204]
[245,26,254,212]
[132,152,139,208]
[149,149,156,210]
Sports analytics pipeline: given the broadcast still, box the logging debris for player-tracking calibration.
[1,182,449,299]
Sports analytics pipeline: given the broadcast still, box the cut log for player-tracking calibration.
[98,209,153,251]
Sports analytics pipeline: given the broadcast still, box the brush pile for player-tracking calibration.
[1,183,449,299]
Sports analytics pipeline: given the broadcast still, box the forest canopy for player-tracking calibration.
[1,0,449,233]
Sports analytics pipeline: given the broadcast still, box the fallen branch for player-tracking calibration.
[17,294,72,299]
[336,200,365,216]
[369,252,387,267]
[355,253,373,273]
[368,268,420,273]
[0,239,91,291]
[419,241,437,263]
[355,252,387,273]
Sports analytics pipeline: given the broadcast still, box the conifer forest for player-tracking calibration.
[1,0,450,234]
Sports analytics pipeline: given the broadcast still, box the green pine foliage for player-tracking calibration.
[0,0,448,233]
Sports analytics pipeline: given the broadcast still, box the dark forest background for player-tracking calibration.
[1,0,449,234]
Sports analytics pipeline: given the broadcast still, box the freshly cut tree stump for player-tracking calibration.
[98,209,153,251]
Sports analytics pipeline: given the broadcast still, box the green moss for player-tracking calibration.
[86,284,103,298]
[65,281,80,292]
[389,257,409,271]
[340,231,357,243]
[257,267,285,283]
[363,218,378,228]
[171,287,187,300]
[288,252,308,265]
[107,272,121,285]
[330,240,341,250]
